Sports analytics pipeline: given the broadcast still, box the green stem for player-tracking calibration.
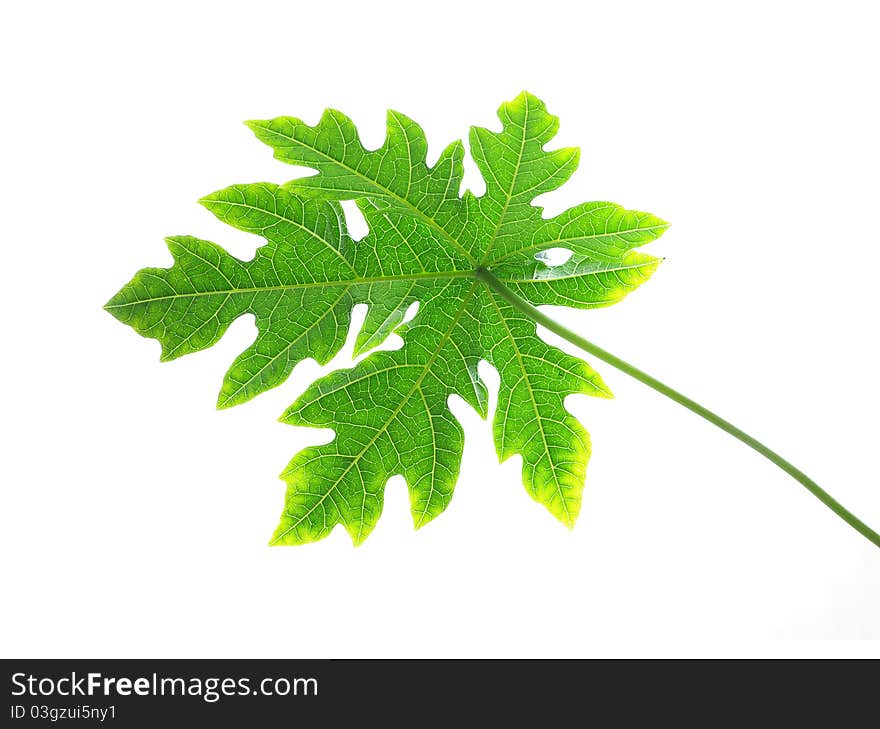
[477,267,880,550]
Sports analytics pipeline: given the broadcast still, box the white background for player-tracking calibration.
[2,1,878,658]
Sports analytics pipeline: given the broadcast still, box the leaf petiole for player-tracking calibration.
[477,267,880,550]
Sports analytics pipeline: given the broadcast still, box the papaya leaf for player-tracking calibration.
[107,91,669,545]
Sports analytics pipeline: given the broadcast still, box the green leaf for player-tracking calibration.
[107,91,668,545]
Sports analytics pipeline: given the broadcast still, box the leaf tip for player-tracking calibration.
[277,407,301,426]
[412,507,439,532]
[351,339,370,358]
[511,89,539,110]
[552,499,581,530]
[268,525,295,547]
[348,522,373,547]
[216,392,235,411]
[647,216,671,238]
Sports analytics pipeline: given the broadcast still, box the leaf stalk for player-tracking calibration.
[477,267,880,550]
